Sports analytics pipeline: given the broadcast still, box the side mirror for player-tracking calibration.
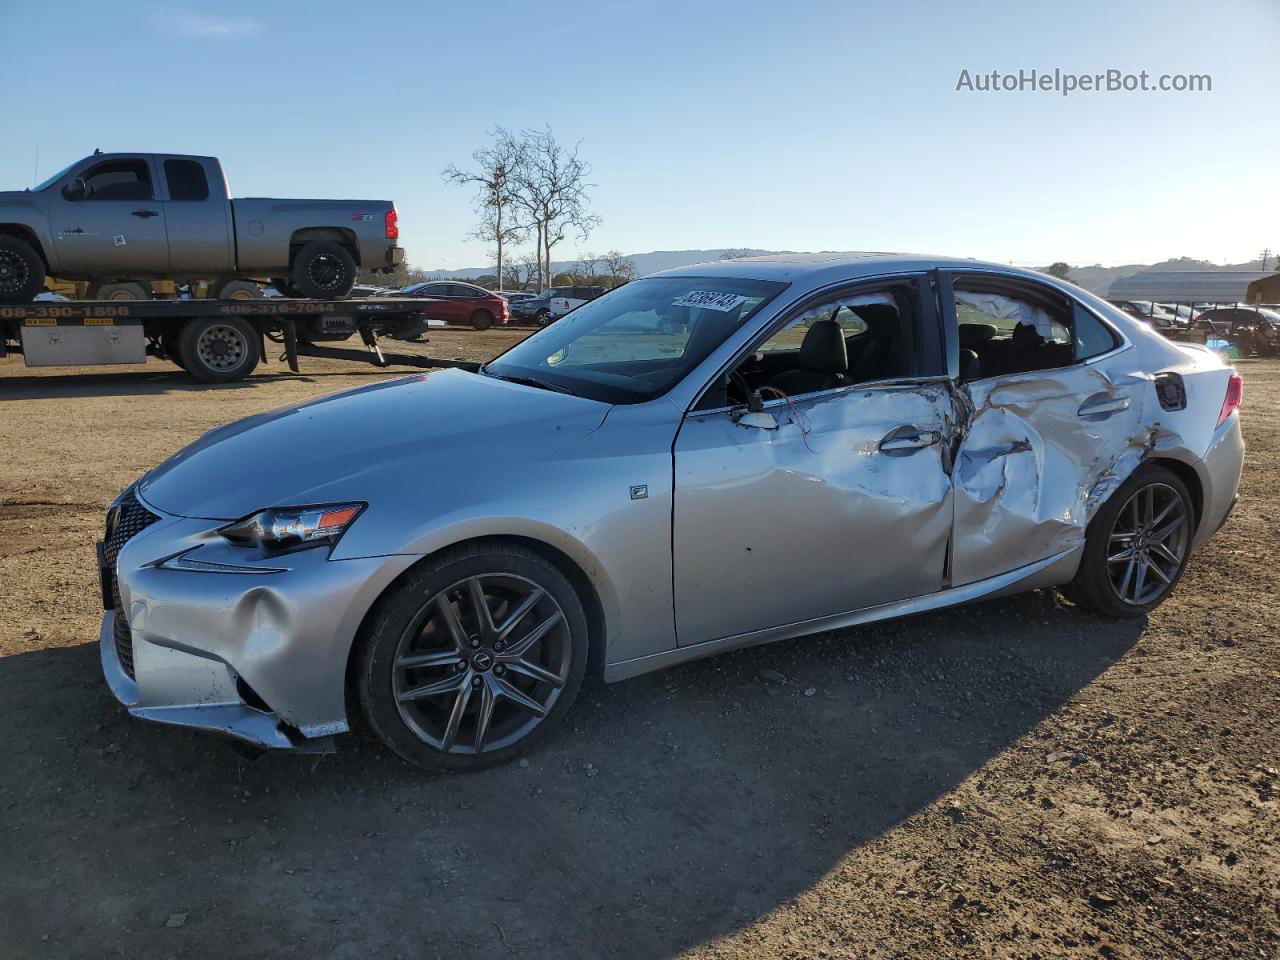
[62,177,88,201]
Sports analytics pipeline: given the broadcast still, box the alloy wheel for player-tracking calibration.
[1106,482,1190,606]
[0,250,28,295]
[308,254,344,291]
[393,574,572,755]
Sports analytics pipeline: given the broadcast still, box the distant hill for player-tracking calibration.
[426,250,1273,296]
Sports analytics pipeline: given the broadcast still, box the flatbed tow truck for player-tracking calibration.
[0,297,480,382]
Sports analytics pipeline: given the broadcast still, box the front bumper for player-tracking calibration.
[100,493,418,750]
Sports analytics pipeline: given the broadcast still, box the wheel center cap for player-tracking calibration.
[471,651,494,672]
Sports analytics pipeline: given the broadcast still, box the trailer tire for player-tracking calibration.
[88,281,153,301]
[0,237,47,304]
[209,279,263,301]
[178,316,261,382]
[290,241,357,299]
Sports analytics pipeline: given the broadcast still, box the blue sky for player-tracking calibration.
[2,0,1276,271]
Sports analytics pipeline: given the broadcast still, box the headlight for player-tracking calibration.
[219,503,365,555]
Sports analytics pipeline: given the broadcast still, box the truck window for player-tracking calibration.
[82,159,153,202]
[164,159,209,202]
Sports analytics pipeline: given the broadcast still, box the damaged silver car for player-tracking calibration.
[99,255,1244,769]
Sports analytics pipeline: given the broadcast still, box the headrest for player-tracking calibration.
[1012,322,1045,344]
[958,322,998,347]
[799,319,849,374]
[852,303,900,337]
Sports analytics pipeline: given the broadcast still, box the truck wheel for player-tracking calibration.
[88,281,153,301]
[470,309,494,331]
[0,237,47,304]
[209,279,263,301]
[178,316,261,383]
[290,241,356,299]
[535,308,551,327]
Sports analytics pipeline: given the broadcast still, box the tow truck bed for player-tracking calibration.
[0,297,479,382]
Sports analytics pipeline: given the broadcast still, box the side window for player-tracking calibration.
[954,280,1083,380]
[164,159,209,202]
[1073,303,1119,360]
[81,159,153,201]
[735,285,919,400]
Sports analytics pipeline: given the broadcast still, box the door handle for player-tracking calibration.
[878,426,941,454]
[1077,392,1130,420]
[131,209,160,218]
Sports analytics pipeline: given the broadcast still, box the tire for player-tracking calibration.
[470,309,494,331]
[289,241,357,299]
[88,281,152,301]
[1062,464,1195,618]
[0,236,45,304]
[209,279,263,301]
[535,308,550,327]
[178,316,261,383]
[355,541,590,771]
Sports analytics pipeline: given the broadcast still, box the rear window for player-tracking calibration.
[164,159,209,202]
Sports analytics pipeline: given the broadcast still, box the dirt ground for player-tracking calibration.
[0,337,1276,960]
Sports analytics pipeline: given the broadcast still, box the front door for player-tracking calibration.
[46,156,170,275]
[943,271,1138,585]
[671,278,955,646]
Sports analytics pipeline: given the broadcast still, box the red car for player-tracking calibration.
[399,281,510,330]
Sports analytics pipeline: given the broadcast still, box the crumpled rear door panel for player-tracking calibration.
[950,358,1152,586]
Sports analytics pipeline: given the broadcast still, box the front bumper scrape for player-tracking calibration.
[99,611,332,752]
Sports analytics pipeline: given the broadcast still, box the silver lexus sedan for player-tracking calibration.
[99,255,1244,770]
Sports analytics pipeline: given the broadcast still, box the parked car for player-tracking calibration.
[1197,305,1280,355]
[499,291,537,304]
[0,152,402,302]
[99,254,1243,770]
[1108,300,1183,329]
[547,285,607,320]
[399,281,510,329]
[508,287,567,324]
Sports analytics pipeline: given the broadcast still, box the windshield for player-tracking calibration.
[32,161,78,192]
[484,276,787,403]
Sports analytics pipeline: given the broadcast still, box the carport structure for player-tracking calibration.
[1107,270,1273,307]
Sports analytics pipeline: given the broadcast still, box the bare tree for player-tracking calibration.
[443,128,526,292]
[601,250,635,287]
[511,126,601,291]
[571,251,601,284]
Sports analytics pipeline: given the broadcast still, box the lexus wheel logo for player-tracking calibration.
[471,652,494,672]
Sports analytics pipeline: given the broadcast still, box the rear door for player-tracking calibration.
[47,156,170,274]
[943,271,1135,585]
[158,157,233,274]
[672,274,956,645]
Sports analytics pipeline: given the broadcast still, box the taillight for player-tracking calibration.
[385,209,399,240]
[1217,373,1243,425]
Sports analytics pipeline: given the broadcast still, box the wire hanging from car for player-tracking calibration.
[758,386,815,452]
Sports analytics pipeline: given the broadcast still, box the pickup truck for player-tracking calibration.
[0,152,403,303]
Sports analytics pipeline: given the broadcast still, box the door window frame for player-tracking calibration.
[72,156,157,203]
[939,268,1130,383]
[686,271,949,414]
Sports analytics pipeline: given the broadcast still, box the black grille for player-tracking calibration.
[103,490,161,681]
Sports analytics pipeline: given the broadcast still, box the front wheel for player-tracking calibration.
[470,308,494,331]
[1063,465,1194,618]
[0,237,45,304]
[290,240,357,299]
[178,316,261,382]
[535,308,551,327]
[355,541,590,771]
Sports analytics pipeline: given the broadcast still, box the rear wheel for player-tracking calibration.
[178,316,261,382]
[290,241,356,299]
[1063,465,1194,618]
[470,308,494,331]
[88,281,152,301]
[0,237,45,304]
[355,541,589,771]
[209,278,263,301]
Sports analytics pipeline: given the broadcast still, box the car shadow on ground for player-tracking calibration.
[0,593,1142,959]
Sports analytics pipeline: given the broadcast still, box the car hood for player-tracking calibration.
[139,368,610,519]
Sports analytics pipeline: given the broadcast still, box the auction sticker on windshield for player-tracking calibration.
[672,291,750,312]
